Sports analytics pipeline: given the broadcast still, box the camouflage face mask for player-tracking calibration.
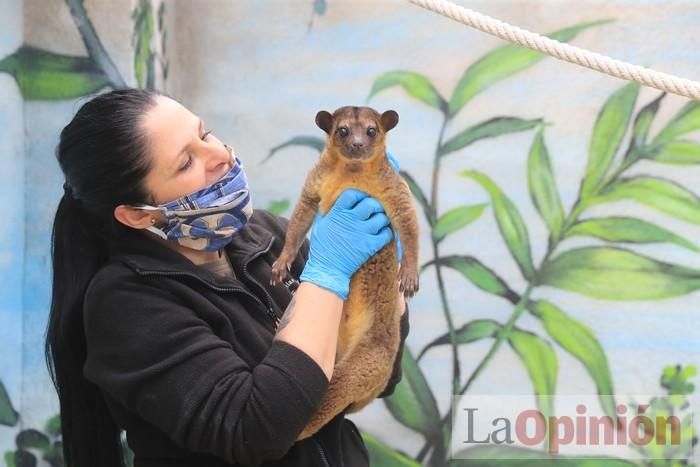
[133,146,253,252]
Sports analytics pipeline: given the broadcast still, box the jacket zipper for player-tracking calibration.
[240,237,280,329]
[237,238,331,465]
[134,267,279,329]
[312,437,331,467]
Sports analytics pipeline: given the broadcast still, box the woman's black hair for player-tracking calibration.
[45,88,164,466]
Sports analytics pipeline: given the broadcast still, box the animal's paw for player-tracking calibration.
[270,254,293,286]
[398,265,419,298]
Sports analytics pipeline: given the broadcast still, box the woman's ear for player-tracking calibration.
[381,110,399,132]
[114,205,162,229]
[315,110,333,134]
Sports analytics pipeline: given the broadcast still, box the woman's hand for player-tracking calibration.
[300,189,393,300]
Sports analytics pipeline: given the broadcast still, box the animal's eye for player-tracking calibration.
[338,127,349,137]
[367,127,377,137]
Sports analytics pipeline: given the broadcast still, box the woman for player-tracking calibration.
[45,88,410,467]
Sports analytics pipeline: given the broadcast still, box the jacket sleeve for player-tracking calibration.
[82,266,329,466]
[376,302,410,399]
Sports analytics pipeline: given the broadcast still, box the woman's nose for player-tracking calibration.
[205,145,233,172]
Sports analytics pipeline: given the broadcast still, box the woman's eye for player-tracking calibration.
[201,130,212,141]
[180,155,193,171]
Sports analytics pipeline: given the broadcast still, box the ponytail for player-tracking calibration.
[45,189,125,467]
[45,88,161,467]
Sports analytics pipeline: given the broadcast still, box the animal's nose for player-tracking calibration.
[351,140,364,149]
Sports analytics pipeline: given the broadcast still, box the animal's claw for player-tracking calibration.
[271,257,292,286]
[398,267,419,298]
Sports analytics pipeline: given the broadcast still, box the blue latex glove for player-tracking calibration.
[300,189,393,300]
[386,150,403,263]
[386,150,400,172]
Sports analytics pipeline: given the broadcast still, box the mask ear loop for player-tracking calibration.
[224,144,239,166]
[146,225,169,240]
[131,204,170,240]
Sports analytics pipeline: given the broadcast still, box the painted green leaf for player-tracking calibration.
[132,0,155,89]
[361,432,420,466]
[157,2,165,30]
[508,329,558,426]
[262,136,325,164]
[539,246,700,300]
[384,347,441,438]
[462,171,536,280]
[423,255,515,300]
[680,413,698,457]
[43,441,64,467]
[401,170,435,226]
[161,29,168,57]
[44,415,61,438]
[448,19,614,117]
[432,203,487,242]
[266,199,290,216]
[528,127,564,240]
[313,0,328,16]
[593,176,700,226]
[678,365,696,382]
[439,117,542,158]
[4,451,15,467]
[0,381,18,427]
[661,364,696,396]
[11,450,34,467]
[0,46,109,100]
[431,430,452,467]
[630,142,664,161]
[416,319,501,361]
[628,92,666,156]
[367,71,447,112]
[580,83,640,196]
[146,52,155,90]
[651,140,700,165]
[16,429,50,452]
[450,445,637,465]
[529,300,616,422]
[566,217,700,252]
[654,100,700,144]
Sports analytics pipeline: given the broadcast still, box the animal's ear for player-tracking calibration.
[315,111,333,134]
[380,110,399,132]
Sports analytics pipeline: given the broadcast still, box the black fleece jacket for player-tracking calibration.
[82,209,410,467]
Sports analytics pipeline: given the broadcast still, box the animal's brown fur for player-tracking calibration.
[269,106,420,440]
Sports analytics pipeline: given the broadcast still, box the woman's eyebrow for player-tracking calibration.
[172,118,204,171]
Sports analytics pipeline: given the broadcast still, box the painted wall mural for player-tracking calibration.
[1,0,698,466]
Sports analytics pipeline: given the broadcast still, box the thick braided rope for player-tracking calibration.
[408,0,700,101]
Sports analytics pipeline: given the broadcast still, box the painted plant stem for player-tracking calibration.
[431,116,463,398]
[459,286,533,395]
[65,0,126,88]
[419,285,536,463]
[416,286,537,462]
[413,114,461,464]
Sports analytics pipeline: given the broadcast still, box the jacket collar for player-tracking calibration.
[108,211,275,275]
